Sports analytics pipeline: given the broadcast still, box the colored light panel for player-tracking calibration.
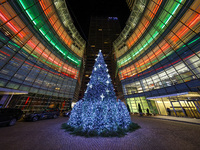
[0,2,78,79]
[126,0,162,49]
[39,0,78,56]
[119,5,199,80]
[18,0,81,66]
[118,0,184,68]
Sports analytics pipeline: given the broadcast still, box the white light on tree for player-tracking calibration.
[106,89,110,93]
[106,80,109,84]
[100,93,105,101]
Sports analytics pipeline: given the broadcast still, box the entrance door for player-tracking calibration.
[170,101,185,117]
[171,100,200,118]
[186,100,200,118]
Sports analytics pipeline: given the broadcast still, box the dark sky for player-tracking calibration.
[66,0,130,41]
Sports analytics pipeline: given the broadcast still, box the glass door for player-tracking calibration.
[187,100,200,118]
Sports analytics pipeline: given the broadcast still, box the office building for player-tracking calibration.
[0,0,86,111]
[114,0,200,118]
[80,16,124,99]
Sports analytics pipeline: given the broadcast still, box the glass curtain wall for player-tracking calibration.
[0,0,85,111]
[114,0,200,118]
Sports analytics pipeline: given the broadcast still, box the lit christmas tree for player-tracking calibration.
[62,50,140,137]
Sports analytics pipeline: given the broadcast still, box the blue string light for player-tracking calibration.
[67,50,132,135]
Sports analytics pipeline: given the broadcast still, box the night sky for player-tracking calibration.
[66,0,130,41]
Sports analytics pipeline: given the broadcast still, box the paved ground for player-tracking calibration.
[0,116,200,150]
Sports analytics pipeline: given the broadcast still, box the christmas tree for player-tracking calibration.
[62,50,140,137]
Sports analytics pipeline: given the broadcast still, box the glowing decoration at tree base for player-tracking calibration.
[62,50,140,137]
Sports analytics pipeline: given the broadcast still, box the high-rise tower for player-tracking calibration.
[79,16,123,100]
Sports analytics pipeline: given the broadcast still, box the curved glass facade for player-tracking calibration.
[114,0,200,118]
[0,0,85,111]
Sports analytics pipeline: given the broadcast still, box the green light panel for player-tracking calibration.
[18,0,81,67]
[117,0,184,68]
